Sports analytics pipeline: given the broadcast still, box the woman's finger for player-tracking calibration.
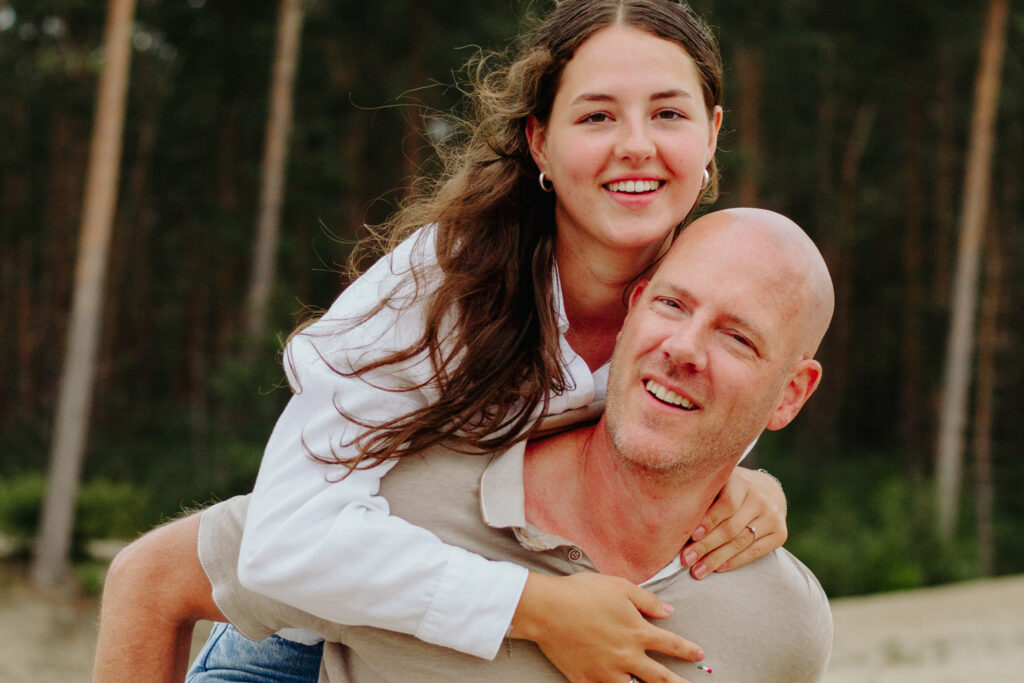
[689,521,774,577]
[641,621,705,663]
[629,655,695,683]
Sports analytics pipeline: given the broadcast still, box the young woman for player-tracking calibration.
[101,3,789,682]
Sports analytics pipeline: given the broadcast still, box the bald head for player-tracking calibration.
[663,208,834,361]
[603,208,833,479]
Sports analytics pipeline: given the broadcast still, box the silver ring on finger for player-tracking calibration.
[746,524,757,542]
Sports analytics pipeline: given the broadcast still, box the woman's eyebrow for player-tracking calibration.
[569,88,694,106]
[651,88,694,101]
[570,92,615,105]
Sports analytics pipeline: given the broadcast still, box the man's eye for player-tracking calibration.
[730,333,754,350]
[656,297,681,309]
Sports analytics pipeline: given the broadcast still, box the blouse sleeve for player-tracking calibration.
[237,228,529,660]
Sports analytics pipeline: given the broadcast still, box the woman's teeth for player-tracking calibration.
[606,180,661,193]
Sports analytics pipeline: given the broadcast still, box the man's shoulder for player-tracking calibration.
[757,547,830,604]
[713,547,832,630]
[648,548,833,682]
[377,445,501,541]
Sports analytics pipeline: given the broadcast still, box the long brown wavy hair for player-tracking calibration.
[306,0,724,472]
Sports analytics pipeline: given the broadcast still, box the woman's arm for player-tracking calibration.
[238,353,532,657]
[238,230,531,658]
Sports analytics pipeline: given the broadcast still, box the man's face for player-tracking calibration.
[603,218,808,479]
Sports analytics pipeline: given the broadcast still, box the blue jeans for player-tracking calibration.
[187,622,323,682]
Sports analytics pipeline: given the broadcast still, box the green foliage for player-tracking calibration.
[790,476,975,596]
[73,559,109,597]
[0,475,150,559]
[0,474,47,550]
[756,449,980,598]
[75,479,150,543]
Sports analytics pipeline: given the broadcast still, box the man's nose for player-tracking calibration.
[661,321,708,372]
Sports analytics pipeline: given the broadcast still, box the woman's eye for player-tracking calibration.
[655,109,685,121]
[582,112,612,124]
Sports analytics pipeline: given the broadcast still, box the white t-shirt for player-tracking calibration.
[238,226,609,659]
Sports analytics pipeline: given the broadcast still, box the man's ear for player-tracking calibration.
[616,281,651,344]
[628,280,650,309]
[766,359,822,431]
[526,116,548,171]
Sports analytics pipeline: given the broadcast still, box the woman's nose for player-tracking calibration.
[615,118,655,162]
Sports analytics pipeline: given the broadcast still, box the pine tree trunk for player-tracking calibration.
[901,72,926,469]
[734,44,763,207]
[932,43,958,305]
[825,102,876,440]
[31,0,137,587]
[42,111,86,403]
[799,41,838,455]
[972,214,1002,576]
[1,88,30,420]
[97,57,164,416]
[15,236,35,412]
[244,0,305,343]
[935,0,1009,540]
[326,34,369,244]
[401,1,429,189]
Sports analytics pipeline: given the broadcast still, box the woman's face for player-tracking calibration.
[528,25,722,266]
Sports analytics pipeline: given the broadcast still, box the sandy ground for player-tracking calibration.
[823,574,1024,683]
[1,565,1022,682]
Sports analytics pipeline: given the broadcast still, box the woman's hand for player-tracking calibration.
[680,467,787,579]
[511,572,703,683]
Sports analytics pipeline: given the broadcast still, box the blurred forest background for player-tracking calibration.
[1,0,1022,598]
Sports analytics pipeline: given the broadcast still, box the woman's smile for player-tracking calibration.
[528,25,722,261]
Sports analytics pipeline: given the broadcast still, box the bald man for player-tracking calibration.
[96,209,835,683]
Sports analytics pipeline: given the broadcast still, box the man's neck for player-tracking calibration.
[522,421,731,584]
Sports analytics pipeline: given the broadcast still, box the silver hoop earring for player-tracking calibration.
[538,171,554,192]
[700,168,710,190]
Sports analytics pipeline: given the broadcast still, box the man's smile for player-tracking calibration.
[645,379,699,410]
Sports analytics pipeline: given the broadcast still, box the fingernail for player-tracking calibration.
[683,549,698,567]
[693,563,708,579]
[691,525,706,541]
[661,601,675,614]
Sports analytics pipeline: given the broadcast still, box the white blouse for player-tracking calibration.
[237,226,608,659]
